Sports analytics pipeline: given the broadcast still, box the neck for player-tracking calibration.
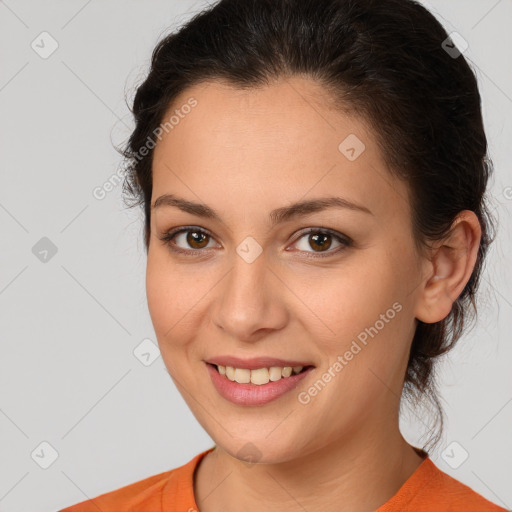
[194,412,425,512]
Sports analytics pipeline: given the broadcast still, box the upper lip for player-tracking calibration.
[205,356,315,370]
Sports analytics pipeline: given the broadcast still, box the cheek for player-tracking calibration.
[294,258,396,334]
[146,251,201,344]
[298,251,413,372]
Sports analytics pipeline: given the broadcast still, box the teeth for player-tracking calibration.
[226,366,235,381]
[217,365,305,385]
[234,368,251,384]
[269,366,283,381]
[282,366,292,378]
[251,367,270,385]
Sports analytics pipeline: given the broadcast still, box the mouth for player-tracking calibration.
[205,360,315,406]
[207,362,314,386]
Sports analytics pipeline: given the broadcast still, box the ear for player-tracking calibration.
[414,210,482,324]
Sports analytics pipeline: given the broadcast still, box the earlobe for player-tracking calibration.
[414,211,482,324]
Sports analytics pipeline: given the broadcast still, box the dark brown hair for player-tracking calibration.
[119,0,496,452]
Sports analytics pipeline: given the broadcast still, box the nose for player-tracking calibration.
[213,248,289,343]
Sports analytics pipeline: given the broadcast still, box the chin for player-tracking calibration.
[210,431,309,466]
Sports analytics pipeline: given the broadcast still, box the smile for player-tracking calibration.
[215,364,307,385]
[205,361,315,406]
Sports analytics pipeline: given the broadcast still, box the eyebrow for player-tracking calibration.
[151,193,373,225]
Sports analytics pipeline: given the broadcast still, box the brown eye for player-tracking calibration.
[185,230,210,249]
[159,227,218,254]
[308,232,332,252]
[291,228,352,257]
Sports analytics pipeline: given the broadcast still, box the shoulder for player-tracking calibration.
[58,469,173,512]
[57,448,214,512]
[378,457,509,512]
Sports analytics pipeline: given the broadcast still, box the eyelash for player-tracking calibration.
[158,226,353,259]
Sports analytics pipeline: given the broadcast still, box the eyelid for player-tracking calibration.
[158,226,219,254]
[287,227,352,257]
[291,227,352,245]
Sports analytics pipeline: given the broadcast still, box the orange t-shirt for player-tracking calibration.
[59,446,508,512]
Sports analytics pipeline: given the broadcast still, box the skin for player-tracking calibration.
[146,76,481,512]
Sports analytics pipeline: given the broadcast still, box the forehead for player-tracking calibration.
[155,77,367,157]
[151,77,410,222]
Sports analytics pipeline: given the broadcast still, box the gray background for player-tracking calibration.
[0,1,511,510]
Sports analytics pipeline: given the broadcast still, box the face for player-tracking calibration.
[146,77,426,464]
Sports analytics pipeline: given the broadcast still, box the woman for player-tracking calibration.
[60,0,507,510]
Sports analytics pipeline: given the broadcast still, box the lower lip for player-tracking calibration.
[206,363,314,406]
